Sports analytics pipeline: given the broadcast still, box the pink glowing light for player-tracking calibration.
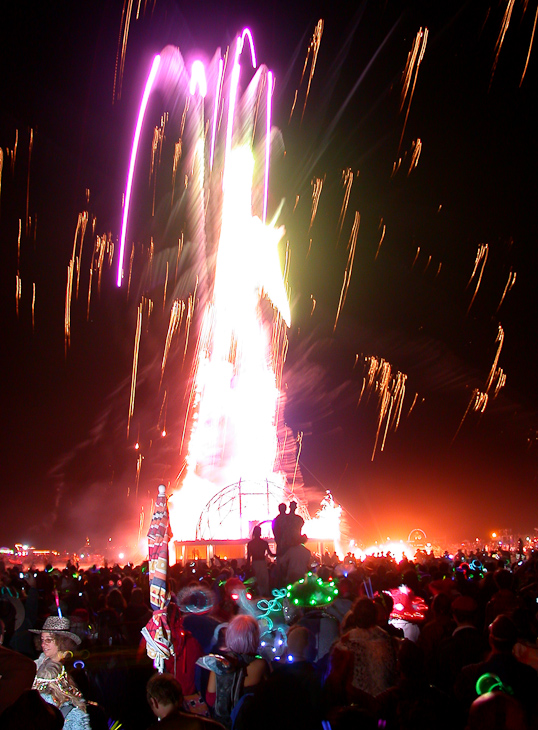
[189,60,207,97]
[263,71,273,224]
[209,58,224,170]
[225,29,258,167]
[240,27,257,68]
[117,54,161,287]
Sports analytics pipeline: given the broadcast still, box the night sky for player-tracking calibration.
[1,1,538,553]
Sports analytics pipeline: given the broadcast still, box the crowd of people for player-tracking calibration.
[2,524,538,729]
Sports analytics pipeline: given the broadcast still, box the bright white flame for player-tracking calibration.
[190,60,207,97]
[170,146,291,540]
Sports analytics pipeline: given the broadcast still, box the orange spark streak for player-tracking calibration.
[25,128,33,236]
[290,19,324,123]
[65,259,74,354]
[309,176,324,231]
[407,392,418,416]
[161,299,185,386]
[0,148,3,204]
[466,244,488,314]
[135,452,143,499]
[408,138,422,174]
[171,140,182,206]
[128,302,143,437]
[127,242,135,298]
[16,273,21,318]
[521,3,538,84]
[497,269,516,312]
[399,28,428,152]
[334,211,359,331]
[17,219,21,268]
[12,129,18,173]
[163,261,169,312]
[174,233,183,282]
[453,388,489,442]
[74,212,89,299]
[454,325,506,440]
[87,266,93,321]
[310,295,316,315]
[337,168,354,243]
[32,282,35,331]
[113,0,135,102]
[491,0,516,85]
[375,220,386,260]
[485,324,504,393]
[292,431,304,490]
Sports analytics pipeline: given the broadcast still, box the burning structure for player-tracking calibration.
[118,30,342,556]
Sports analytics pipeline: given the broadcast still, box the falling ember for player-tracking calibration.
[466,243,488,314]
[454,325,506,440]
[407,392,419,417]
[453,388,489,442]
[25,128,33,236]
[17,219,21,268]
[0,148,3,204]
[337,168,354,243]
[291,431,304,490]
[72,212,89,299]
[521,3,538,85]
[171,140,182,205]
[310,295,316,315]
[11,129,18,174]
[359,356,408,460]
[64,259,74,354]
[150,114,168,216]
[398,27,428,152]
[334,210,359,331]
[135,452,143,499]
[163,261,169,312]
[496,269,516,313]
[161,299,185,386]
[127,302,143,438]
[113,0,135,103]
[375,220,386,260]
[32,282,35,331]
[127,242,135,297]
[491,0,516,85]
[15,273,21,318]
[407,138,422,174]
[290,18,324,123]
[485,324,504,393]
[309,176,324,231]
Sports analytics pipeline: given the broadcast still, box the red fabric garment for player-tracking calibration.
[163,604,202,695]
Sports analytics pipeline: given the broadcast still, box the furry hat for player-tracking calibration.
[29,616,81,645]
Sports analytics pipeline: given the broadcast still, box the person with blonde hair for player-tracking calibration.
[33,660,91,729]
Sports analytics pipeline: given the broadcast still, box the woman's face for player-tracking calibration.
[40,632,60,661]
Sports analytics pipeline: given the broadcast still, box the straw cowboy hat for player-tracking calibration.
[29,616,81,645]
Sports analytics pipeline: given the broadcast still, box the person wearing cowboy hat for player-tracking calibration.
[29,616,81,671]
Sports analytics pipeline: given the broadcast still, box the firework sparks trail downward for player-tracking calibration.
[122,30,342,543]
